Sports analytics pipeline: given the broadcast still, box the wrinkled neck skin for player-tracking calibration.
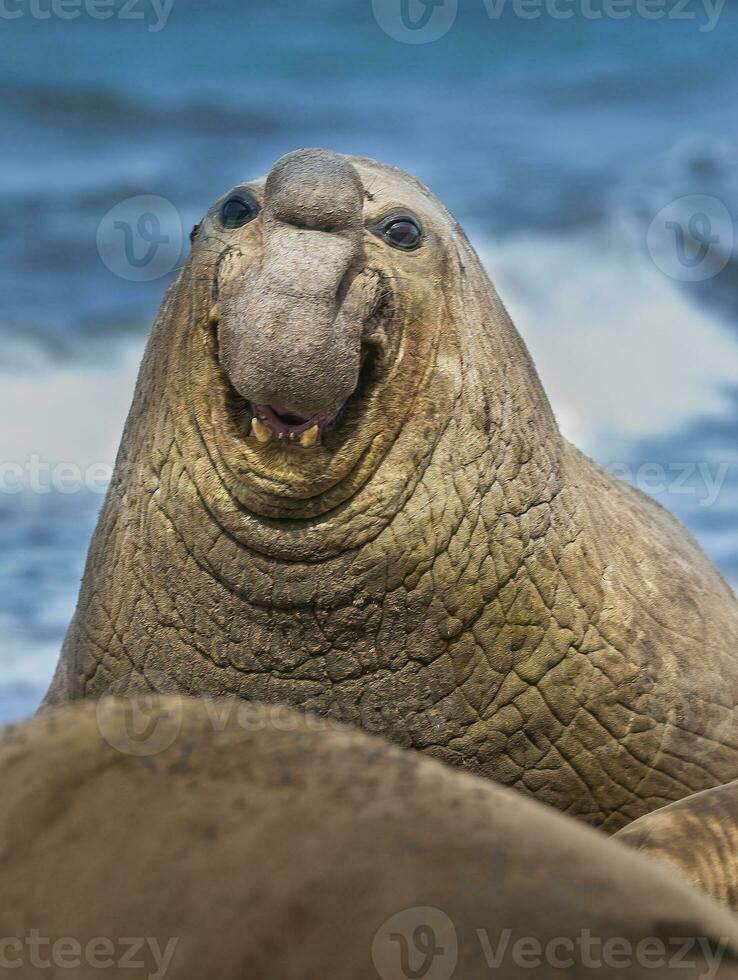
[141,260,560,570]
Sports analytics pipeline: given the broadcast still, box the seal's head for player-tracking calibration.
[184,148,453,515]
[178,147,552,524]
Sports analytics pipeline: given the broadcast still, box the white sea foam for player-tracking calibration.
[478,231,738,451]
[0,340,143,474]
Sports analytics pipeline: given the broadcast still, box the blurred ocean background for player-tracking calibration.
[2,0,738,722]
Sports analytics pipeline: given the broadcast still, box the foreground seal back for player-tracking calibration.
[3,697,738,979]
[46,148,738,830]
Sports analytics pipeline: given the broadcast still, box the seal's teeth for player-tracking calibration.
[252,419,273,444]
[288,431,296,441]
[299,424,320,448]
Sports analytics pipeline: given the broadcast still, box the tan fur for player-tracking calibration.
[3,697,738,979]
[45,150,738,831]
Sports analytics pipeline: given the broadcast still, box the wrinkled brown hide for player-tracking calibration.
[46,149,738,831]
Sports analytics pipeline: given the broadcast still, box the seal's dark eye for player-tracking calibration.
[372,212,423,251]
[220,192,259,229]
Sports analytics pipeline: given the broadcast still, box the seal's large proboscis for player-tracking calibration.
[46,148,738,830]
[3,697,738,979]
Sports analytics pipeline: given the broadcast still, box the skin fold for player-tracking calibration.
[2,697,738,980]
[45,148,738,831]
[616,780,738,913]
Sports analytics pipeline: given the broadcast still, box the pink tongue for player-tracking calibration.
[254,404,317,435]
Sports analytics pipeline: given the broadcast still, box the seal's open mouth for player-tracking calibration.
[250,402,344,447]
[243,337,383,451]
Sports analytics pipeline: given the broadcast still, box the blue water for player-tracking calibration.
[2,0,737,721]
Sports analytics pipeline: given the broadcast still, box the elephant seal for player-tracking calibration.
[616,781,738,913]
[2,697,738,979]
[46,147,738,830]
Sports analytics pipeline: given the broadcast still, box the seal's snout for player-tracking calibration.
[218,148,370,449]
[265,147,364,232]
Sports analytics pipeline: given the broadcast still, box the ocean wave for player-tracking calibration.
[481,229,738,449]
[1,339,143,473]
